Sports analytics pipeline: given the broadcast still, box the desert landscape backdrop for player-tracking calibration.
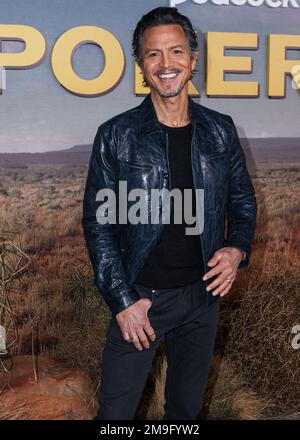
[0,140,299,419]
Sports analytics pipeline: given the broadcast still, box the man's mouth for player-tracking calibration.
[156,72,180,82]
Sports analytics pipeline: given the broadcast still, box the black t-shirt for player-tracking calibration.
[134,121,205,288]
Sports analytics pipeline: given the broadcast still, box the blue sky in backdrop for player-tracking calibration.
[0,0,299,152]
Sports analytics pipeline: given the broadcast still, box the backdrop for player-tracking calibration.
[0,0,299,421]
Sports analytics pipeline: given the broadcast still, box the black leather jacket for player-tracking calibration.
[82,93,257,317]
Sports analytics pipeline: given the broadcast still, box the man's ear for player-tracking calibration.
[191,50,199,70]
[139,61,145,77]
[139,62,148,88]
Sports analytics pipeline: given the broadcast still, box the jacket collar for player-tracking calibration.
[138,92,206,136]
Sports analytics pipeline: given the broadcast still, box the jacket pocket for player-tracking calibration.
[132,283,156,311]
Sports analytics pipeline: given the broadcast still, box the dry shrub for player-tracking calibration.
[0,401,31,420]
[63,208,83,237]
[218,265,299,417]
[203,355,269,420]
[1,165,298,420]
[40,264,111,384]
[22,228,62,254]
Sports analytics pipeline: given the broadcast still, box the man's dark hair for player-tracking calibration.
[132,7,198,73]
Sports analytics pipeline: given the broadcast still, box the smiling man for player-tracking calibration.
[82,7,257,420]
[141,27,193,99]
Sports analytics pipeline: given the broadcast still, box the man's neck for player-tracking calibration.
[150,91,190,128]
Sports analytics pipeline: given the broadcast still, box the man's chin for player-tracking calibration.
[155,86,184,98]
[158,92,181,98]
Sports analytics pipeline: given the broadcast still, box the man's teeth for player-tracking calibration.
[158,73,177,79]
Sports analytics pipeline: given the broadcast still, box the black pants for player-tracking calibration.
[94,278,219,420]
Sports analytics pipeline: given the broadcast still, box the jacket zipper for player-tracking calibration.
[166,131,172,193]
[190,123,207,276]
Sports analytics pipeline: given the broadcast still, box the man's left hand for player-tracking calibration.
[202,247,245,297]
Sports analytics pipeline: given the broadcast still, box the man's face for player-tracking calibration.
[140,24,198,98]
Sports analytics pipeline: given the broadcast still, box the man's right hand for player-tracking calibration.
[115,299,157,351]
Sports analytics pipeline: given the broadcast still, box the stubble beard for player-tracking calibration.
[155,82,185,98]
[142,71,191,98]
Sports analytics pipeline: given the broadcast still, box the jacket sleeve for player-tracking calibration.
[225,116,257,269]
[81,123,140,316]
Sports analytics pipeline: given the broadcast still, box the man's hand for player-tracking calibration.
[115,299,157,351]
[202,247,245,297]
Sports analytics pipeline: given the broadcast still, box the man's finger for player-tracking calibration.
[136,328,151,349]
[120,327,132,343]
[212,278,235,296]
[207,252,223,267]
[124,333,132,343]
[206,270,233,291]
[144,319,156,342]
[131,337,143,351]
[220,284,232,297]
[203,263,226,281]
[130,328,148,351]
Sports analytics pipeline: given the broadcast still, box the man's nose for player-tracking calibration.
[160,52,173,69]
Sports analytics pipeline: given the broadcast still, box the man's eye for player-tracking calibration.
[149,53,157,57]
[174,50,183,54]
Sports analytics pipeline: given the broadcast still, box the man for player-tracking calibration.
[82,7,257,420]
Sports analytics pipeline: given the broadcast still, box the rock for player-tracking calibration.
[0,355,99,420]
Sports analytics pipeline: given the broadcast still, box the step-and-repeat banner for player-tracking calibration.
[0,0,299,154]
